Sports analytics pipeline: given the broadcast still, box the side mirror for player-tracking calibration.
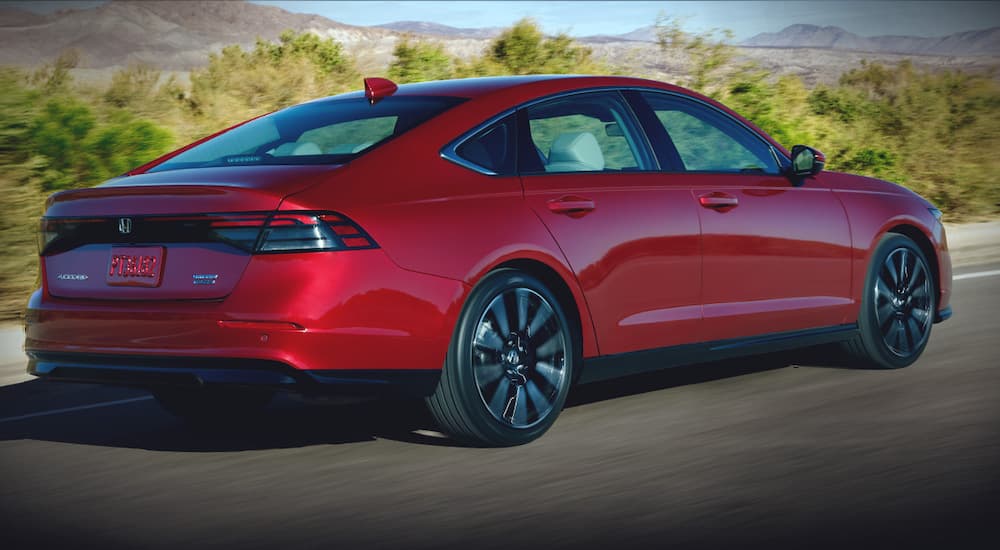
[789,145,825,180]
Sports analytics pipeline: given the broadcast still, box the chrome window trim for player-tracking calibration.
[439,85,790,176]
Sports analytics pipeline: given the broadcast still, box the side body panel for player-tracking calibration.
[690,173,855,341]
[521,173,702,355]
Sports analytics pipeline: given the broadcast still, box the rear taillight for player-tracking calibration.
[255,212,377,253]
[38,211,377,255]
[38,218,105,255]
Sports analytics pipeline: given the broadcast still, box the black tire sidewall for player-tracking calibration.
[857,234,936,369]
[446,269,576,446]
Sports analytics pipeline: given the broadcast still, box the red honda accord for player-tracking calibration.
[25,75,952,446]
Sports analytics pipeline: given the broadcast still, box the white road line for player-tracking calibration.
[954,269,1000,281]
[0,395,153,424]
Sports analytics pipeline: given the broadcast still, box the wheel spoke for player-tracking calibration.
[894,319,909,353]
[876,302,895,325]
[527,303,553,339]
[875,277,894,324]
[535,332,564,360]
[475,362,506,389]
[525,380,551,412]
[906,317,924,346]
[474,323,504,353]
[489,298,510,337]
[898,249,910,288]
[516,289,530,332]
[510,385,528,425]
[911,306,930,325]
[906,259,924,293]
[883,255,900,287]
[875,278,894,303]
[489,379,513,418]
[883,317,900,343]
[534,361,562,391]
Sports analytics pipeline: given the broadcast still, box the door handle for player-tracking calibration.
[547,196,596,217]
[698,192,739,209]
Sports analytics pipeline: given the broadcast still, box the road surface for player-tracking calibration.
[0,264,998,549]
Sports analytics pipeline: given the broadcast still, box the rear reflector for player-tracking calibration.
[217,320,306,331]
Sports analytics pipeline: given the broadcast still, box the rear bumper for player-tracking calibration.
[25,248,467,389]
[28,351,441,396]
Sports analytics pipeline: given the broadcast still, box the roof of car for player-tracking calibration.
[391,75,587,97]
[334,75,680,101]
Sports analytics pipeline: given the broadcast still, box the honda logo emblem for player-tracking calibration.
[118,218,133,234]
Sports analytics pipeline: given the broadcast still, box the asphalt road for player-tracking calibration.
[1,265,998,549]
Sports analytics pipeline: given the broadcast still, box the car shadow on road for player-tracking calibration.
[0,382,431,451]
[0,344,862,451]
[566,342,860,407]
[378,343,864,447]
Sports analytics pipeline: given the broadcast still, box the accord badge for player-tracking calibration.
[192,274,219,285]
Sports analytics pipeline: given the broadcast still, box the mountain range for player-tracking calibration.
[0,0,996,82]
[742,23,1000,56]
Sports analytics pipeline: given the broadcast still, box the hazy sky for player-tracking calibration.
[15,1,1000,40]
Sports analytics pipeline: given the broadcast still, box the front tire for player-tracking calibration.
[843,233,936,369]
[426,269,576,446]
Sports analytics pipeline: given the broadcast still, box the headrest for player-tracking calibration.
[273,141,322,156]
[547,132,604,171]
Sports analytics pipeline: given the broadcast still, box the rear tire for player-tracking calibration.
[426,269,576,446]
[153,386,274,424]
[842,233,936,369]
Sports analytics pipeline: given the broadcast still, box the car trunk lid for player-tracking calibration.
[41,165,340,301]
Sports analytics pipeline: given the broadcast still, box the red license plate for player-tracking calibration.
[106,246,165,287]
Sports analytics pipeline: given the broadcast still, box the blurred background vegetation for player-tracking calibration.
[0,17,998,320]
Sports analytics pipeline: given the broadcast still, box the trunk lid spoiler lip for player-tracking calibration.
[44,164,348,217]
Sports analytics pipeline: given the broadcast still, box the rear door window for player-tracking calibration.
[520,91,654,174]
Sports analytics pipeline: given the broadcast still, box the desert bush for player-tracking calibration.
[186,31,357,131]
[104,63,161,109]
[26,98,172,190]
[456,18,606,76]
[388,37,454,83]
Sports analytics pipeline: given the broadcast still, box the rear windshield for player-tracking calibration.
[148,95,465,173]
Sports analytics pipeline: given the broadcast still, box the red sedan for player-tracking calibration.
[25,75,952,446]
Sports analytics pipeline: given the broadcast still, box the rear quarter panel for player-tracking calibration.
[281,106,601,358]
